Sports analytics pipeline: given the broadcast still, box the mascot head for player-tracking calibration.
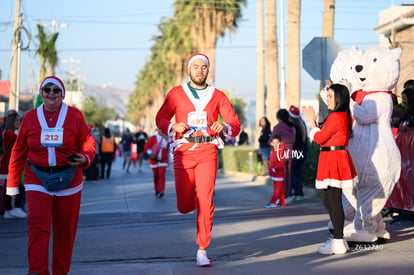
[352,46,402,92]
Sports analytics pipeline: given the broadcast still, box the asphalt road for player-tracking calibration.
[1,156,413,275]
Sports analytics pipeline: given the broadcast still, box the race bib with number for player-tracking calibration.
[188,111,208,131]
[41,128,64,147]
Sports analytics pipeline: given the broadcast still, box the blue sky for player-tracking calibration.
[0,0,408,104]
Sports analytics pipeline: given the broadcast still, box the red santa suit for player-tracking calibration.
[6,103,96,275]
[144,133,170,195]
[268,142,286,206]
[156,83,240,248]
[309,112,358,189]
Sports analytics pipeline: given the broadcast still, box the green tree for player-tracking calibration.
[35,24,59,80]
[173,0,246,83]
[127,0,247,131]
[82,97,118,130]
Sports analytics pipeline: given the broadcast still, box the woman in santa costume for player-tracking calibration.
[6,76,96,275]
[302,83,358,255]
[156,53,240,267]
[144,129,170,198]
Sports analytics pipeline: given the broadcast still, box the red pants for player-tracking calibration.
[26,190,81,275]
[270,180,285,206]
[173,144,217,248]
[151,166,166,193]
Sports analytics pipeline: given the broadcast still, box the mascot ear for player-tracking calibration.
[391,48,402,61]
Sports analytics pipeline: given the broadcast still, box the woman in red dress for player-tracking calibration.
[302,83,358,255]
[1,112,27,219]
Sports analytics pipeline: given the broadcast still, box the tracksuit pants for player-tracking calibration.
[270,179,285,206]
[173,144,217,248]
[151,165,166,193]
[26,190,81,275]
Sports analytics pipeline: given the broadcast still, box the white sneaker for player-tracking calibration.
[13,208,28,218]
[3,210,17,219]
[285,197,296,204]
[318,238,347,255]
[196,250,212,267]
[3,208,27,219]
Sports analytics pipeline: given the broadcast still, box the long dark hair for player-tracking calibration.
[259,116,271,130]
[329,83,353,137]
[5,112,20,131]
[276,109,294,127]
[402,88,414,116]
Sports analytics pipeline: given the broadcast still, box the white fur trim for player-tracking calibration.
[316,177,358,189]
[6,187,19,196]
[187,54,209,69]
[24,183,83,196]
[309,127,320,141]
[41,77,65,97]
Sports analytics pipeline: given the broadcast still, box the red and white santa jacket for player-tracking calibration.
[144,133,169,167]
[269,142,286,181]
[6,103,96,196]
[155,83,241,151]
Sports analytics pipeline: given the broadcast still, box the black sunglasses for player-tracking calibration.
[43,87,62,94]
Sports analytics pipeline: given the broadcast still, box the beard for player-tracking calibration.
[189,73,207,87]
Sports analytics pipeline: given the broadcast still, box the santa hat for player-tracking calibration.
[288,105,300,118]
[39,76,66,98]
[187,53,209,70]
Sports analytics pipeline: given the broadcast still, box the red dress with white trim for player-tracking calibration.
[309,112,358,189]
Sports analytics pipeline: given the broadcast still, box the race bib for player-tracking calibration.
[188,111,207,131]
[41,128,63,147]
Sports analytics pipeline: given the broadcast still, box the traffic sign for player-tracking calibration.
[302,37,342,80]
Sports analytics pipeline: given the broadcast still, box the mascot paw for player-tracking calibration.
[376,229,391,240]
[344,230,378,243]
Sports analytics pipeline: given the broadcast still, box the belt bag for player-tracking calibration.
[29,163,77,191]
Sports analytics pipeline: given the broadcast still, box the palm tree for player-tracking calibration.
[256,0,265,145]
[265,0,279,127]
[323,0,335,38]
[35,24,59,81]
[128,0,247,128]
[286,0,301,108]
[173,0,246,84]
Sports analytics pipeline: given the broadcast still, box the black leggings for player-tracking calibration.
[323,187,344,239]
[5,183,25,210]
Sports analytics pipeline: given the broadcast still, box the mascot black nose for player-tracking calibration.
[355,65,363,73]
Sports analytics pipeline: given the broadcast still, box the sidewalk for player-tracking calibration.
[1,157,414,274]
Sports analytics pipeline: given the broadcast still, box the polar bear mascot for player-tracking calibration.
[330,45,402,243]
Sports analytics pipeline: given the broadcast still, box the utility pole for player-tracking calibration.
[40,20,68,34]
[9,0,22,112]
[62,58,81,105]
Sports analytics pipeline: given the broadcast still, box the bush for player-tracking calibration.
[219,141,320,187]
[302,141,320,187]
[220,146,263,174]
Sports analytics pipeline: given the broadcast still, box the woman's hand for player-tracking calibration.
[302,106,318,129]
[68,153,87,166]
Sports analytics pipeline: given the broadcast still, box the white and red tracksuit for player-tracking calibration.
[6,103,96,275]
[156,83,240,248]
[144,133,170,194]
[268,142,286,206]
